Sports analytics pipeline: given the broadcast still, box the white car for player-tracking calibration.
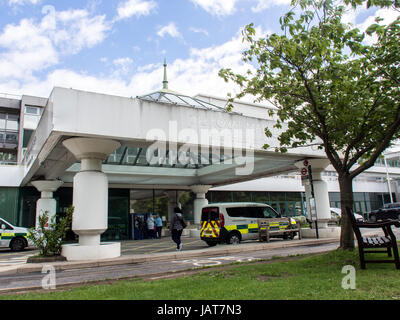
[0,218,33,251]
[330,208,364,223]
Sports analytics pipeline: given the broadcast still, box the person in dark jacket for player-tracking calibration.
[170,207,186,251]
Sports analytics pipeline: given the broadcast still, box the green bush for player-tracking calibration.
[29,206,74,257]
[292,215,307,227]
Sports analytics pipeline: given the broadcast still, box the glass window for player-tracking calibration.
[232,191,251,202]
[210,191,232,203]
[6,120,18,131]
[25,106,39,115]
[270,192,286,201]
[201,207,219,221]
[262,207,280,218]
[226,207,263,218]
[0,113,5,129]
[5,114,18,131]
[252,192,268,203]
[5,133,17,143]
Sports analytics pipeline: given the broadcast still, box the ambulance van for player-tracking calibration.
[200,202,297,246]
[0,218,32,251]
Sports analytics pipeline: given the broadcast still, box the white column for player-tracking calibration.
[31,180,63,229]
[61,137,121,261]
[191,185,212,224]
[295,159,332,229]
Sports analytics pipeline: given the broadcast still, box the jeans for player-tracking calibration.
[156,226,162,238]
[171,229,183,249]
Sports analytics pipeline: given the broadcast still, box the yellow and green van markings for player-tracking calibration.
[226,222,290,234]
[0,233,29,240]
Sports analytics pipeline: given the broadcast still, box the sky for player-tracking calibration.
[0,0,398,100]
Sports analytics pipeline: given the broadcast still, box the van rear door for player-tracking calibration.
[200,207,221,239]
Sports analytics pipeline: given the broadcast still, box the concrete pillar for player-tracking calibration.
[31,180,63,229]
[61,137,121,261]
[191,185,212,225]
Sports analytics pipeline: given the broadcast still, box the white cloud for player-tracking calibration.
[113,57,133,76]
[53,9,111,54]
[190,0,237,16]
[116,0,157,20]
[343,6,400,45]
[0,26,268,106]
[251,0,291,12]
[189,27,209,36]
[0,18,58,80]
[0,6,111,81]
[8,0,41,6]
[157,22,182,38]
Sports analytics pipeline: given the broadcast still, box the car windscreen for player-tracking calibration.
[201,207,219,221]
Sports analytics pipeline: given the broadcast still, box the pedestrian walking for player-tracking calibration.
[155,215,163,239]
[138,217,145,240]
[170,207,187,251]
[147,215,155,239]
[153,215,157,239]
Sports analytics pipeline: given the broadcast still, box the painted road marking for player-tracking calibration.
[171,256,261,267]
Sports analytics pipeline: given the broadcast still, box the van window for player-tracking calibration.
[226,206,279,219]
[262,207,279,218]
[201,207,219,221]
[226,207,262,218]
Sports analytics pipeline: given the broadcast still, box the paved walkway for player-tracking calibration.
[0,235,337,276]
[0,226,397,276]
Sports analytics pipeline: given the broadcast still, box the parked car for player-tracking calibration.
[330,208,364,224]
[368,202,400,222]
[0,218,33,251]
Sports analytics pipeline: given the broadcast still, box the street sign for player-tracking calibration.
[303,160,309,167]
[301,167,308,176]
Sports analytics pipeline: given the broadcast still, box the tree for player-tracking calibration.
[219,0,400,249]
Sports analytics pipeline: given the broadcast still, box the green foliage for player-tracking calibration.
[29,206,74,257]
[220,0,400,179]
[220,0,400,249]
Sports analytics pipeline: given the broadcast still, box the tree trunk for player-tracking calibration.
[339,174,355,250]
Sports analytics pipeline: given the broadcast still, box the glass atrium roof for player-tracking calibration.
[138,90,239,114]
[136,60,241,115]
[103,146,232,169]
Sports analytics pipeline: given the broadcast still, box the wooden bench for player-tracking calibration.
[258,218,302,242]
[345,207,400,270]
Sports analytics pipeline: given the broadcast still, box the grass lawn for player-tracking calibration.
[3,249,400,300]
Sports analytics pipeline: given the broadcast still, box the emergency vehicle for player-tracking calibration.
[200,202,298,246]
[0,218,32,251]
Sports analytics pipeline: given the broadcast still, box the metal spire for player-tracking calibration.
[162,58,168,90]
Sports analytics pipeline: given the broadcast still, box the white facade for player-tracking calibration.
[0,87,399,260]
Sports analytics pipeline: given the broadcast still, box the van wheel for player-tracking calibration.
[206,241,217,247]
[226,232,241,245]
[10,237,26,251]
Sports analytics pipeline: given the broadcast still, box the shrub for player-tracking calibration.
[29,206,74,257]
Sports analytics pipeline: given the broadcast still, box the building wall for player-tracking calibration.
[0,187,19,225]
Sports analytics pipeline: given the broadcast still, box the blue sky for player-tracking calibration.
[0,0,397,99]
